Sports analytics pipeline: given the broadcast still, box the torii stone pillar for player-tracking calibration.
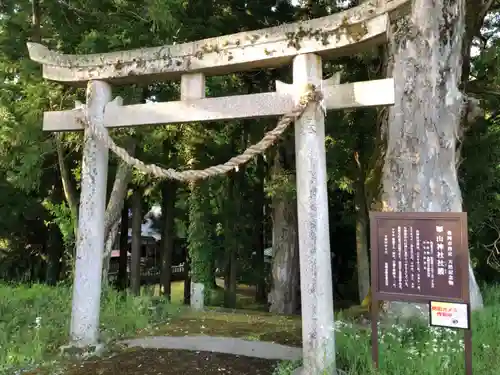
[70,80,111,347]
[293,54,335,374]
[27,0,407,365]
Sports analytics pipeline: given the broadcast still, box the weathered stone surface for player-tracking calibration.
[25,0,412,85]
[60,343,105,359]
[70,80,111,347]
[292,366,348,375]
[27,1,405,371]
[42,78,395,131]
[292,54,335,375]
[190,282,205,311]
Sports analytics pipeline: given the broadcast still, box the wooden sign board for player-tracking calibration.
[369,212,472,375]
[370,212,469,304]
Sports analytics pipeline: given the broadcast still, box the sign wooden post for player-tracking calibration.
[28,1,411,372]
[369,212,472,375]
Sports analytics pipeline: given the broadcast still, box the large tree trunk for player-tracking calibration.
[268,148,300,315]
[130,188,142,296]
[160,179,177,300]
[381,0,483,317]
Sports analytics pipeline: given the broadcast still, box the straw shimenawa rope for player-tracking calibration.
[79,84,322,182]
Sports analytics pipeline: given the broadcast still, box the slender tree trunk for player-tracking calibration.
[118,200,129,290]
[228,248,237,307]
[55,135,79,239]
[354,184,370,304]
[101,220,120,287]
[354,153,371,304]
[224,174,237,308]
[382,0,483,317]
[254,155,267,303]
[183,259,191,305]
[130,188,142,295]
[45,164,67,286]
[46,223,64,285]
[30,0,41,42]
[101,150,135,278]
[160,180,177,300]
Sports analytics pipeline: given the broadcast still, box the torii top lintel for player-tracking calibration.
[26,0,410,86]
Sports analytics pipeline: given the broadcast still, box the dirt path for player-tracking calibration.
[63,348,280,375]
[58,335,302,375]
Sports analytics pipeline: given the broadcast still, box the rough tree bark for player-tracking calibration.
[118,200,129,290]
[160,179,177,300]
[354,154,370,303]
[55,134,79,240]
[130,188,142,296]
[101,159,134,284]
[382,0,483,317]
[45,223,64,285]
[268,145,300,315]
[254,154,267,303]
[183,259,191,305]
[224,172,238,309]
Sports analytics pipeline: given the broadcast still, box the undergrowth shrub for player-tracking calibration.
[0,282,175,374]
[274,285,500,375]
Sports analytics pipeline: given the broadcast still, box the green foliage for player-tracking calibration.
[0,282,176,374]
[265,168,296,200]
[274,286,500,375]
[0,0,498,300]
[462,23,500,279]
[42,199,75,249]
[188,183,216,286]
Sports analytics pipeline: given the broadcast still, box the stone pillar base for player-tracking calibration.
[191,282,205,310]
[59,342,105,359]
[292,366,348,375]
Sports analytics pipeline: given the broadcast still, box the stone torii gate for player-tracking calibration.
[28,1,409,373]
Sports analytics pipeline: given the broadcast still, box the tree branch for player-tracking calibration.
[54,134,79,238]
[103,139,136,244]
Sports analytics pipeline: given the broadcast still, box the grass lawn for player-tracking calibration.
[142,278,268,311]
[274,286,500,375]
[1,281,500,375]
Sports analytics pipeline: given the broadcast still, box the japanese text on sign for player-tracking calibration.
[375,215,464,301]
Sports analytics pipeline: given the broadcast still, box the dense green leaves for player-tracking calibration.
[0,0,499,289]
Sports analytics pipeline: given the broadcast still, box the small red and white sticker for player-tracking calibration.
[429,301,470,330]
